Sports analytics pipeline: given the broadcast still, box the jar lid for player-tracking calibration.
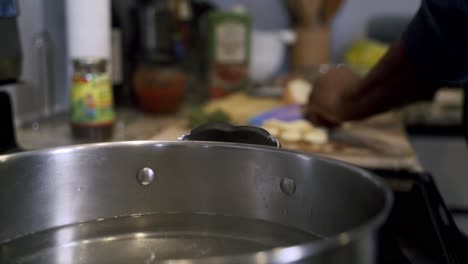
[73,58,107,72]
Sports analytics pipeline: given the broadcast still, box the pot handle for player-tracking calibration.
[0,91,21,154]
[178,122,281,148]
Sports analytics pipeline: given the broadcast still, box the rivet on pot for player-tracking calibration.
[136,167,156,186]
[280,177,296,196]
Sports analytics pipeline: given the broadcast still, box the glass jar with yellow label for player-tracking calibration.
[70,58,115,140]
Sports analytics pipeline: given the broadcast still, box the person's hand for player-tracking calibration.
[305,43,441,127]
[304,65,362,126]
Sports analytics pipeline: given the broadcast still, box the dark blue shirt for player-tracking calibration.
[402,0,468,86]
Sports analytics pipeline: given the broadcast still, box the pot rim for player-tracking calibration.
[0,140,393,263]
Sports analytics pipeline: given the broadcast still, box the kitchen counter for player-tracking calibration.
[16,108,182,150]
[16,105,423,172]
[403,88,464,137]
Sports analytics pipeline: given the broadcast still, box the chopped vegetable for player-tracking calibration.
[261,119,328,144]
[280,130,302,142]
[283,78,313,105]
[188,108,231,128]
[304,129,328,144]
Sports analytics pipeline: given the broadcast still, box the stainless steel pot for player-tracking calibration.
[0,124,392,263]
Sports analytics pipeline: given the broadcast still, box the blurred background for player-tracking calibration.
[1,0,467,234]
[3,0,424,122]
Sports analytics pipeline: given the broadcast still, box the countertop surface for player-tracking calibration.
[16,105,423,172]
[17,108,181,149]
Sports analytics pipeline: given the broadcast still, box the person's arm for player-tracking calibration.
[306,0,468,125]
[305,41,439,125]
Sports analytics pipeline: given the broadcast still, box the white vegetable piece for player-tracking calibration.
[280,130,302,142]
[261,118,329,145]
[263,119,288,130]
[285,79,313,105]
[283,120,315,133]
[303,129,328,144]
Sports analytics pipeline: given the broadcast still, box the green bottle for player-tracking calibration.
[206,7,251,98]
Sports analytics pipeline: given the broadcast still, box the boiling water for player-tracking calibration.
[1,213,322,263]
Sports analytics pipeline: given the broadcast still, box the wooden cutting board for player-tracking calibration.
[291,114,421,170]
[150,113,422,171]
